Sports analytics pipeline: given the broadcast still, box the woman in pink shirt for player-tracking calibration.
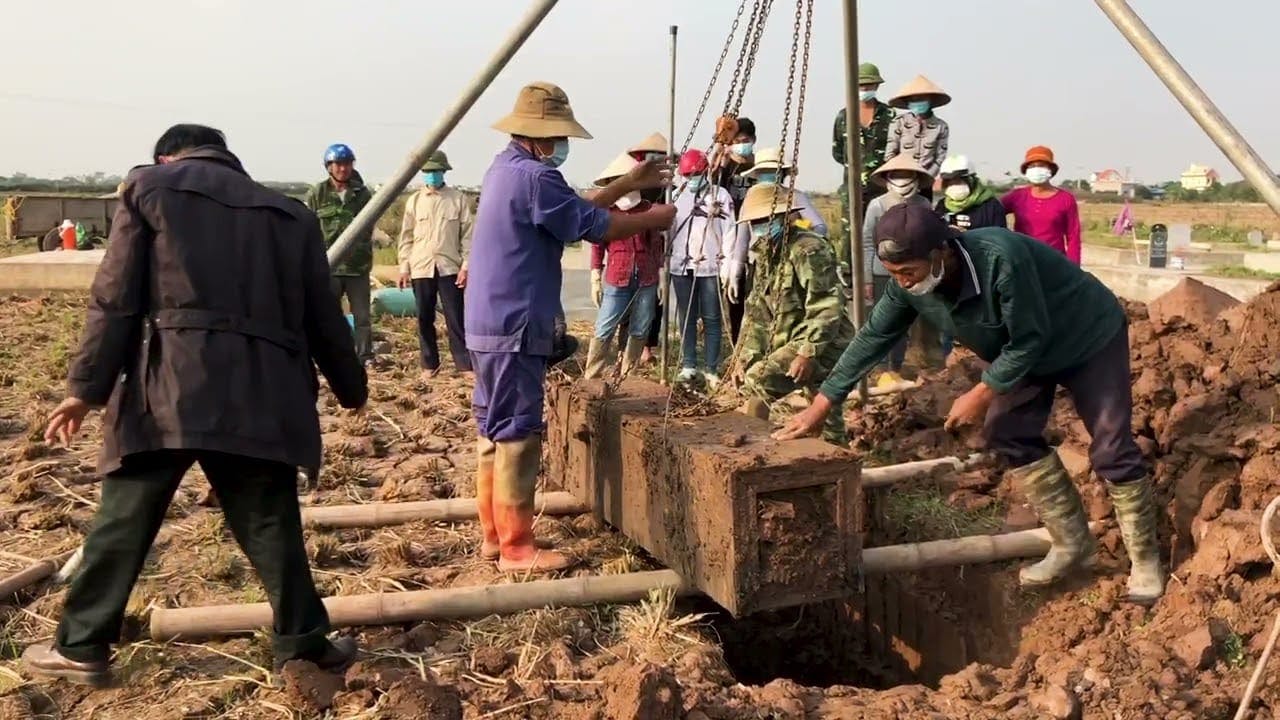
[1001,145,1082,264]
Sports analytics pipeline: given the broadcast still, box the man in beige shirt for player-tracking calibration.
[397,150,475,380]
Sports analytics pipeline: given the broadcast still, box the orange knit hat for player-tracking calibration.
[1020,145,1059,175]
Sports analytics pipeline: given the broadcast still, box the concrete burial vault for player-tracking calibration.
[546,378,862,617]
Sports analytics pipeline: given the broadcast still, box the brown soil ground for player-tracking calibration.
[2,277,1280,718]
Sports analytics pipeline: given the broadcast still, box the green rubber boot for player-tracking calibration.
[1015,452,1096,587]
[1107,476,1165,604]
[583,337,615,380]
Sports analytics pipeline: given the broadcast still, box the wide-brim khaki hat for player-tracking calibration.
[627,132,669,155]
[736,183,803,224]
[871,154,933,186]
[740,146,792,178]
[888,74,951,109]
[420,150,452,172]
[594,152,638,187]
[492,81,592,139]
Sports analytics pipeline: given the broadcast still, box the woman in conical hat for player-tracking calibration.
[884,75,951,195]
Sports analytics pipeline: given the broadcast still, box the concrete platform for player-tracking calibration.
[0,249,105,292]
[1085,263,1268,303]
[546,378,863,616]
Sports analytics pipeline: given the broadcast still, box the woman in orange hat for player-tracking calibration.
[1001,146,1082,265]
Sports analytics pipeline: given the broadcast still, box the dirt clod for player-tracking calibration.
[1029,685,1081,720]
[281,660,345,713]
[471,645,511,676]
[1173,625,1216,670]
[601,662,682,720]
[382,676,463,720]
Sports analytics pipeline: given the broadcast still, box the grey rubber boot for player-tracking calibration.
[1106,476,1165,604]
[620,336,646,376]
[1015,451,1097,587]
[583,337,615,380]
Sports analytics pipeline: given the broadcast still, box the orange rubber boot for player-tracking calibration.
[475,437,500,560]
[493,434,573,574]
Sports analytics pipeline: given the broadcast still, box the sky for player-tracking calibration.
[3,0,1277,192]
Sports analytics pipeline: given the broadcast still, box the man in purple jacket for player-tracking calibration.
[466,82,675,573]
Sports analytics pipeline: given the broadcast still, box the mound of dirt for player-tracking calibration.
[1145,277,1240,331]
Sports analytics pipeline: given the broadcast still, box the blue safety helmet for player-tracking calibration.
[323,143,356,166]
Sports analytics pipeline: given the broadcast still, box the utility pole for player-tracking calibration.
[840,0,868,402]
[326,0,561,267]
[1095,0,1280,216]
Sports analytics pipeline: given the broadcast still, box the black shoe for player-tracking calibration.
[276,636,358,673]
[549,334,579,367]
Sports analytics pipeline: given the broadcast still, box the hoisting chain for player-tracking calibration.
[679,0,753,156]
[730,0,774,117]
[719,0,811,397]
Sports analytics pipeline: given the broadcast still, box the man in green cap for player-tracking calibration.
[832,62,895,278]
[397,150,475,382]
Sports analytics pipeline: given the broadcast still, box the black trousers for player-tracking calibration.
[983,322,1146,482]
[56,450,330,664]
[412,272,471,372]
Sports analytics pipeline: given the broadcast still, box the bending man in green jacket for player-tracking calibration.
[775,203,1164,605]
[306,143,374,364]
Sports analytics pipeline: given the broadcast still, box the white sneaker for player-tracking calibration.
[703,372,721,390]
[675,368,699,384]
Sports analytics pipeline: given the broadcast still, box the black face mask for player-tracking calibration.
[640,188,664,203]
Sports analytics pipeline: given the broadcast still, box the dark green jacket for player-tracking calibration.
[304,172,374,276]
[832,101,895,185]
[820,227,1125,400]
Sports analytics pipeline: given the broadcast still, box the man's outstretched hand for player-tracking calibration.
[45,397,90,446]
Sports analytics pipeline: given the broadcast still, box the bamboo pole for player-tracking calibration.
[148,523,1092,639]
[860,522,1103,574]
[861,453,985,489]
[0,551,75,598]
[150,569,688,641]
[300,491,588,529]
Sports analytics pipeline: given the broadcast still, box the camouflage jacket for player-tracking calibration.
[832,101,895,186]
[304,172,374,276]
[739,227,856,372]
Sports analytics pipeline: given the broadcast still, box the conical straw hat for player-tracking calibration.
[492,82,592,139]
[740,146,793,178]
[594,153,639,187]
[736,183,804,224]
[870,154,933,186]
[627,132,669,155]
[888,74,951,109]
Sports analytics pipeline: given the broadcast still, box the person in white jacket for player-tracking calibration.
[668,149,735,386]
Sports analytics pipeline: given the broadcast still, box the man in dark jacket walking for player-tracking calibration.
[23,124,368,686]
[306,143,375,364]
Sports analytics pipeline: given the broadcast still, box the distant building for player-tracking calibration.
[1089,169,1127,194]
[1180,164,1220,192]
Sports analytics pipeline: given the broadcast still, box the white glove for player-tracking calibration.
[720,260,743,304]
[590,269,603,309]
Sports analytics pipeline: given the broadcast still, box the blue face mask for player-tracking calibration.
[686,176,706,191]
[540,139,570,168]
[907,100,932,116]
[732,142,754,157]
[751,218,786,241]
[859,90,877,102]
[422,170,445,188]
[756,172,778,185]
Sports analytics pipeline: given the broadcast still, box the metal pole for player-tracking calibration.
[840,0,868,402]
[1095,0,1280,215]
[659,25,678,385]
[326,0,561,266]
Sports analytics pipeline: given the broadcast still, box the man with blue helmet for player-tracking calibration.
[306,143,375,364]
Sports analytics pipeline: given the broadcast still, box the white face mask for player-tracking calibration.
[615,191,641,211]
[944,183,972,202]
[905,255,944,296]
[1025,167,1053,185]
[887,176,918,198]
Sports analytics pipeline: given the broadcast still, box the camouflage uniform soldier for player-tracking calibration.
[833,62,895,272]
[733,184,856,446]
